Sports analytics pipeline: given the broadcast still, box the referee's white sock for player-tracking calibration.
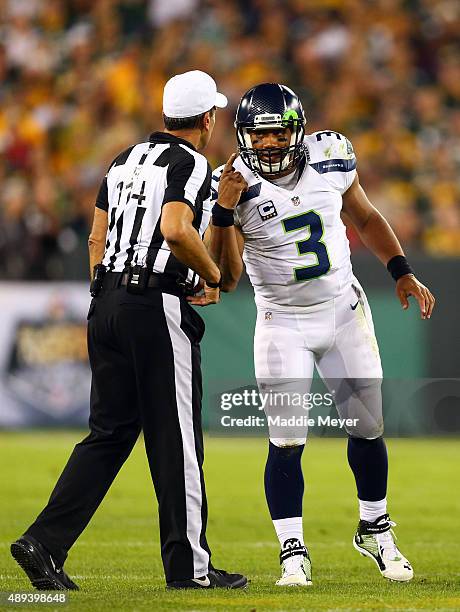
[358,497,387,522]
[273,517,304,546]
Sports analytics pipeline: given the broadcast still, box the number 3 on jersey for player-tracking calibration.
[282,210,331,281]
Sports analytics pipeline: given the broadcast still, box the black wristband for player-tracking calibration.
[387,255,414,282]
[206,274,222,289]
[212,203,234,227]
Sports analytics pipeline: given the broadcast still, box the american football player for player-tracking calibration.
[189,83,435,586]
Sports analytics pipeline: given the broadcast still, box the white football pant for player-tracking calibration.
[254,280,384,447]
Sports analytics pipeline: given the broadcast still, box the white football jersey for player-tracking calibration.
[212,131,357,307]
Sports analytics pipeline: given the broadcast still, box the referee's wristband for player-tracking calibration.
[387,255,414,282]
[212,203,234,227]
[206,273,222,289]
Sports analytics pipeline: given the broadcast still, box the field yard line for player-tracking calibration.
[1,540,455,547]
[0,575,19,579]
[72,575,153,579]
[0,574,154,580]
[0,540,339,548]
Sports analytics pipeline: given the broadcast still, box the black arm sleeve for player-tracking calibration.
[162,148,209,216]
[95,176,109,212]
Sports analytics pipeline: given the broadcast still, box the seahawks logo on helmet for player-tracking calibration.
[235,83,307,177]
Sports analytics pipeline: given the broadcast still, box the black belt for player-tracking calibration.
[102,271,185,295]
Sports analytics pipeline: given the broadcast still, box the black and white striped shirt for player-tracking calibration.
[97,132,211,284]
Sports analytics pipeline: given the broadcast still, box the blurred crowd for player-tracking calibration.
[1,0,460,279]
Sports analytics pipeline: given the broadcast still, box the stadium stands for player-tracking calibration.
[1,0,459,279]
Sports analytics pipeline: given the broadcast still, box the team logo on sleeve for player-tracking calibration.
[257,200,278,221]
[345,137,354,156]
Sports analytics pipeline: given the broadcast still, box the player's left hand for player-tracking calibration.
[187,282,220,306]
[396,274,435,319]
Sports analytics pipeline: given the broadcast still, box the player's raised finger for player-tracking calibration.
[223,153,238,173]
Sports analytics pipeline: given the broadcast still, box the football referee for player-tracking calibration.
[11,70,247,591]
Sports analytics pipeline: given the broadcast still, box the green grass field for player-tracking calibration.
[1,433,459,611]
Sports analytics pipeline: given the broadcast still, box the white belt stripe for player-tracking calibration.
[162,293,209,577]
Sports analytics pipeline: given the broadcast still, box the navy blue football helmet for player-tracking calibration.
[235,83,306,176]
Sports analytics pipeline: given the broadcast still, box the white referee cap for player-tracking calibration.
[163,70,228,118]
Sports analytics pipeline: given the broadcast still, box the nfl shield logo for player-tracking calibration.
[292,196,300,206]
[265,312,272,321]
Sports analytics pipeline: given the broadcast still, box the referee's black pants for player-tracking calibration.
[25,284,211,582]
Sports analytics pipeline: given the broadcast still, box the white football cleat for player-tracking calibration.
[353,514,414,582]
[275,538,312,586]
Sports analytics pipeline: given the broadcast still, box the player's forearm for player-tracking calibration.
[88,239,105,279]
[164,225,221,285]
[356,209,405,265]
[210,226,243,292]
[88,208,109,279]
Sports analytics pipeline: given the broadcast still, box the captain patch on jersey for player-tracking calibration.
[257,201,278,221]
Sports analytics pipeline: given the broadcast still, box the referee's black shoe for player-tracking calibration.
[167,566,248,589]
[11,535,79,591]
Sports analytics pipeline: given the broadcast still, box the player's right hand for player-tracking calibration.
[217,153,248,209]
[186,283,220,306]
